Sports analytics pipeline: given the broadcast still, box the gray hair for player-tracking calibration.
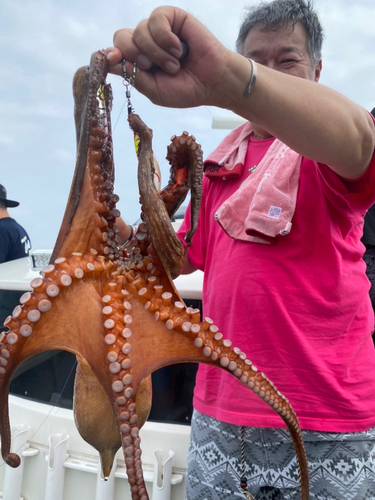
[236,0,323,66]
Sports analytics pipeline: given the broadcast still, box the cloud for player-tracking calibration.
[55,149,75,162]
[315,0,375,108]
[0,135,15,146]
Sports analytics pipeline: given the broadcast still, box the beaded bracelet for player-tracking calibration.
[243,58,258,98]
[121,225,138,247]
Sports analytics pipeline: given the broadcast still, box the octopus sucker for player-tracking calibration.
[0,50,309,500]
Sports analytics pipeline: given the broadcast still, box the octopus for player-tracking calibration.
[0,50,309,500]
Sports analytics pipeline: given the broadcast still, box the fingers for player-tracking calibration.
[112,7,188,76]
[132,18,180,75]
[105,47,123,68]
[112,26,152,70]
[105,45,131,81]
[137,5,187,65]
[107,28,146,81]
[106,6,227,109]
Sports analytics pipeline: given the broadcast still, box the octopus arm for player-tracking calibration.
[52,52,116,262]
[114,291,309,500]
[129,113,187,280]
[0,278,118,468]
[164,132,203,245]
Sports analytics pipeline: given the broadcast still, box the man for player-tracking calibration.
[107,1,375,498]
[362,108,375,320]
[0,184,31,333]
[0,184,31,264]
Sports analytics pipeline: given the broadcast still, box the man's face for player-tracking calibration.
[243,21,321,82]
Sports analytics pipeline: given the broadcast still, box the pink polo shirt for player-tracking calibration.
[177,132,375,432]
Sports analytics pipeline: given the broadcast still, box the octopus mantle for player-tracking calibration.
[0,51,309,500]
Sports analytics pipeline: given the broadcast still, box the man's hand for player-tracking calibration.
[106,6,237,109]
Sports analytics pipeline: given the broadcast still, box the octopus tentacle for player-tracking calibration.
[0,50,309,500]
[129,113,192,280]
[117,401,147,500]
[52,52,122,264]
[160,130,203,246]
[164,131,203,245]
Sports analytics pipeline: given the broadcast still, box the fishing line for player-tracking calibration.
[113,99,128,132]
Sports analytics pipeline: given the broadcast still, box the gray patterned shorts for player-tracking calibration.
[186,410,375,500]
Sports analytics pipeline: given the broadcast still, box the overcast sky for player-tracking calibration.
[1,0,374,251]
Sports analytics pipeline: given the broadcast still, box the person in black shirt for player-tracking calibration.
[362,108,375,322]
[363,205,375,306]
[0,184,32,331]
[0,184,31,264]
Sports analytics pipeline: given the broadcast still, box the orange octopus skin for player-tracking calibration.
[0,50,309,500]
